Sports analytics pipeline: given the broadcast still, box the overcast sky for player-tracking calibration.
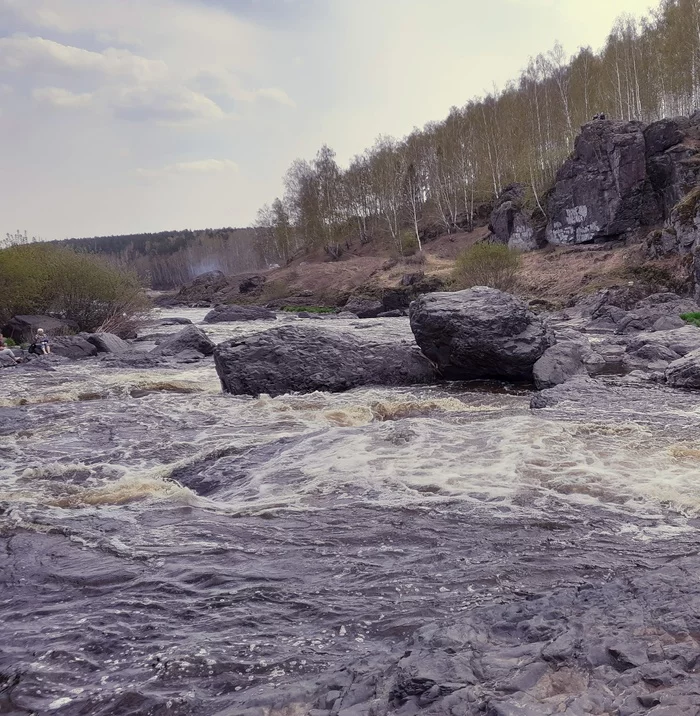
[0,0,656,239]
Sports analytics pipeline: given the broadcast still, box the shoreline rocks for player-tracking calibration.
[203,305,276,323]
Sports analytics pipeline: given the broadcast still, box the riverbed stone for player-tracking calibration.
[152,325,215,356]
[204,305,276,323]
[213,324,437,396]
[409,287,553,381]
[533,341,588,389]
[51,335,99,359]
[86,332,130,354]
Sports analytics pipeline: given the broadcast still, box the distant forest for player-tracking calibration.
[60,228,264,289]
[254,0,700,262]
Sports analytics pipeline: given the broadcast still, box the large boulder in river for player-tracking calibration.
[546,120,659,244]
[86,332,130,354]
[343,297,384,319]
[2,315,79,343]
[213,325,437,396]
[51,335,98,359]
[152,325,214,356]
[203,305,276,323]
[665,348,700,388]
[533,341,588,390]
[409,287,553,381]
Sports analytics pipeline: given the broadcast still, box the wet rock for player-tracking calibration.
[101,351,167,368]
[203,305,276,323]
[665,349,700,388]
[409,287,553,381]
[213,325,437,396]
[377,310,404,318]
[547,120,656,244]
[173,349,207,363]
[86,332,130,354]
[2,315,79,343]
[533,341,588,390]
[51,335,99,359]
[343,297,384,319]
[625,325,700,357]
[152,325,215,356]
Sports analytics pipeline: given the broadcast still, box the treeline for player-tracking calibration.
[62,227,263,289]
[255,0,700,262]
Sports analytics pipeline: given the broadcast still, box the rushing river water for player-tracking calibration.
[3,311,700,715]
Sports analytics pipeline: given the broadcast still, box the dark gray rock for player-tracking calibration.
[377,310,404,318]
[489,183,545,251]
[156,317,192,326]
[533,341,588,389]
[86,332,130,354]
[239,275,266,294]
[625,326,700,357]
[203,305,276,323]
[175,270,229,304]
[213,325,437,396]
[343,297,384,319]
[152,325,215,356]
[409,287,553,381]
[665,349,700,388]
[101,351,167,368]
[2,315,79,343]
[546,120,657,244]
[51,335,99,359]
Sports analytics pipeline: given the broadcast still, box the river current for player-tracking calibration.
[2,311,700,715]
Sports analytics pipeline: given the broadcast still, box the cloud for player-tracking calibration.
[256,86,296,107]
[0,34,167,81]
[137,158,239,177]
[111,85,226,123]
[32,85,93,107]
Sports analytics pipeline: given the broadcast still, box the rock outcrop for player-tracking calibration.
[409,287,553,381]
[533,341,588,389]
[175,270,229,305]
[665,348,700,388]
[203,305,276,323]
[2,315,79,343]
[152,325,215,356]
[213,325,437,396]
[342,297,384,319]
[489,183,545,251]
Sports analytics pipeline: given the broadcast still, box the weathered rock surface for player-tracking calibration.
[410,287,553,381]
[665,348,700,388]
[2,315,79,343]
[203,305,276,323]
[489,183,545,251]
[175,270,229,305]
[533,341,588,389]
[152,325,215,356]
[86,332,130,354]
[156,317,192,326]
[238,275,266,295]
[214,325,437,396]
[51,335,99,359]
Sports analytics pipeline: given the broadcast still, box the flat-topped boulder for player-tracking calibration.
[409,287,553,381]
[213,324,437,396]
[86,332,130,354]
[2,315,79,343]
[51,336,98,359]
[203,305,276,323]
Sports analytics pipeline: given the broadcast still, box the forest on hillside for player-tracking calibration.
[59,228,262,289]
[255,0,700,264]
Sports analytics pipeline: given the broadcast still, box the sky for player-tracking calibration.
[0,0,657,240]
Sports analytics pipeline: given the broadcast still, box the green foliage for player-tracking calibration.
[681,312,700,327]
[281,306,335,313]
[3,337,16,347]
[0,244,150,334]
[673,186,700,224]
[399,230,420,256]
[453,243,521,291]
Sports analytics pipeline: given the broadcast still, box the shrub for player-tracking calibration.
[399,231,420,257]
[681,312,700,327]
[453,243,521,291]
[3,337,16,347]
[0,243,150,335]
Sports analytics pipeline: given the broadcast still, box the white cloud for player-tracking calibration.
[0,34,167,81]
[111,85,226,124]
[256,87,296,107]
[137,159,239,177]
[33,85,93,107]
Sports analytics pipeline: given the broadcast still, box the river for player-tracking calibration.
[2,311,700,715]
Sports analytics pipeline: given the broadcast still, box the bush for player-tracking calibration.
[0,243,150,335]
[681,312,700,327]
[3,337,16,347]
[453,243,521,291]
[399,231,420,257]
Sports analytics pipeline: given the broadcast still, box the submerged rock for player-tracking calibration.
[152,325,215,356]
[409,287,553,381]
[203,305,276,323]
[213,324,437,396]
